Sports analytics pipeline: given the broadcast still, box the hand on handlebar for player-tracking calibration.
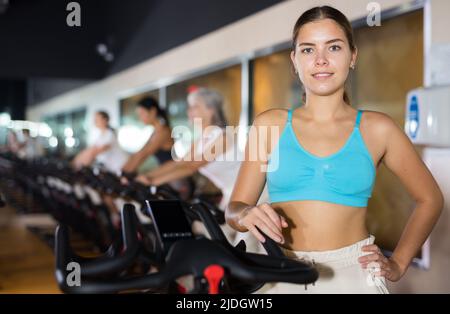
[237,202,288,244]
[136,174,152,186]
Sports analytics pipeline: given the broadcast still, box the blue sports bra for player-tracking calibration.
[266,108,376,207]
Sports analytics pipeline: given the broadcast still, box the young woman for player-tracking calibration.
[109,97,176,225]
[73,111,128,175]
[121,96,173,174]
[18,129,44,160]
[5,130,21,155]
[226,6,443,293]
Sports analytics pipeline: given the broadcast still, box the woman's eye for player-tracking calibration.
[301,48,313,54]
[330,45,341,51]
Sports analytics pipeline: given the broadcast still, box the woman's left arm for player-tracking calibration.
[148,160,200,186]
[91,144,112,156]
[359,114,444,281]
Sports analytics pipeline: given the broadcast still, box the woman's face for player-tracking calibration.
[290,18,357,99]
[187,97,213,125]
[94,113,108,129]
[136,106,156,125]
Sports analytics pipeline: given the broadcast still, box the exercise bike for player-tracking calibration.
[54,199,319,294]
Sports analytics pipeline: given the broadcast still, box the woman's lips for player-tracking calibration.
[312,72,334,80]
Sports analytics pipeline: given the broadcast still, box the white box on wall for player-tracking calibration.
[405,86,450,147]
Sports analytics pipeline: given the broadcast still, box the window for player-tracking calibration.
[43,108,87,157]
[166,64,242,157]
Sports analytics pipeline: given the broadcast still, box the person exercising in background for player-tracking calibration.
[73,111,128,175]
[4,130,21,155]
[18,129,44,160]
[120,96,195,198]
[136,87,261,211]
[103,97,176,225]
[121,96,173,174]
[226,6,443,293]
[2,129,43,159]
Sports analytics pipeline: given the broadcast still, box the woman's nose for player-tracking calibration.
[315,50,329,66]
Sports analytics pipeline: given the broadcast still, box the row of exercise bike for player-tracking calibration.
[0,152,318,294]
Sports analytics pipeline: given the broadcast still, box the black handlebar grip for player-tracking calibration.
[191,202,228,244]
[121,203,139,250]
[255,226,285,258]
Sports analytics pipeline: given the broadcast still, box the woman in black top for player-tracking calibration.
[121,96,173,173]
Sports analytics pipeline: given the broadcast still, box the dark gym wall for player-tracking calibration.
[0,80,26,120]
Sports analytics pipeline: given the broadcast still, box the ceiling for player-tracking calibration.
[0,0,285,80]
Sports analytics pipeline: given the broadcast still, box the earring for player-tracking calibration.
[294,68,298,74]
[350,64,355,70]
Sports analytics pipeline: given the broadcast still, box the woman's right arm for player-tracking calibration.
[226,110,288,244]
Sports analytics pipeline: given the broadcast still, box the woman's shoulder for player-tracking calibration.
[252,108,290,128]
[360,109,396,137]
[151,124,173,140]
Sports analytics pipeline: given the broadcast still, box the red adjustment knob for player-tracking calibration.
[203,264,224,294]
[177,283,187,294]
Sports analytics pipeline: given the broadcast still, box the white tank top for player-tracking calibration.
[93,128,129,175]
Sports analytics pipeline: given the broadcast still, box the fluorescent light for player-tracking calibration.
[0,112,11,126]
[65,137,75,148]
[49,137,58,148]
[64,127,73,138]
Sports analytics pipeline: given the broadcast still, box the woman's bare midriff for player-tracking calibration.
[271,200,369,251]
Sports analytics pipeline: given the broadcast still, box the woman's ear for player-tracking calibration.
[290,50,297,73]
[351,47,358,68]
